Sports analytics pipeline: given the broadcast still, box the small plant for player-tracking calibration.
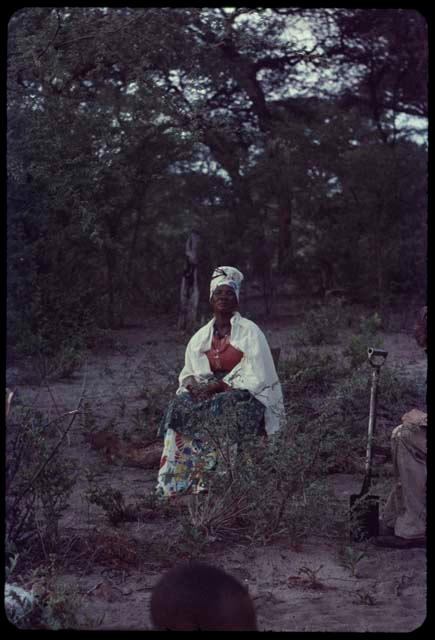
[359,312,383,335]
[297,564,324,589]
[84,479,159,524]
[130,407,156,442]
[343,313,383,369]
[180,521,209,551]
[185,480,251,542]
[54,344,87,380]
[337,545,368,577]
[142,491,161,511]
[129,385,173,443]
[84,484,128,525]
[351,585,377,606]
[36,582,82,629]
[343,333,384,369]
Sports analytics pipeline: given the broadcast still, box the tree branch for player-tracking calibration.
[10,366,88,512]
[253,43,319,73]
[36,8,62,60]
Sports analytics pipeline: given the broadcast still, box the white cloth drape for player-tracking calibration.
[177,312,285,435]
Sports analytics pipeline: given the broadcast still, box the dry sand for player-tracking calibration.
[6,305,427,631]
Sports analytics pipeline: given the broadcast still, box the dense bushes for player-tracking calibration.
[7,9,427,376]
[175,313,423,547]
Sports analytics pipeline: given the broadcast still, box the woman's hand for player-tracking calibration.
[206,381,227,396]
[186,385,210,402]
[187,380,228,401]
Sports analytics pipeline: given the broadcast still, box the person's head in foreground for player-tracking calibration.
[150,561,258,631]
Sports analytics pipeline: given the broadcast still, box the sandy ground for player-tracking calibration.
[6,300,427,631]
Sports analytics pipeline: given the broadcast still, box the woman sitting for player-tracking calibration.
[156,266,284,498]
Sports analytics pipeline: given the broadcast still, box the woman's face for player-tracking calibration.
[211,285,238,314]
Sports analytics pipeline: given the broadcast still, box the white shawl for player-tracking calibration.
[177,312,285,435]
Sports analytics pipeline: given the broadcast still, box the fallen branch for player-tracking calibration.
[85,581,104,596]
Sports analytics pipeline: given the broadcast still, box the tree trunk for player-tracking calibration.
[104,247,116,328]
[178,231,200,331]
[125,208,145,291]
[112,206,146,328]
[278,198,293,274]
[374,201,385,315]
[272,145,293,276]
[252,234,274,314]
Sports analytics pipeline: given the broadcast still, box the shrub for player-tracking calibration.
[84,483,128,525]
[238,444,348,544]
[343,312,384,369]
[178,414,349,546]
[279,349,346,399]
[10,276,96,382]
[177,335,423,550]
[293,300,347,346]
[6,556,83,629]
[6,402,78,567]
[343,334,384,370]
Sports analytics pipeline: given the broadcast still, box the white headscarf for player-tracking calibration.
[209,266,244,301]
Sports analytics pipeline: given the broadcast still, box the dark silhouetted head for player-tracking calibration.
[150,561,257,631]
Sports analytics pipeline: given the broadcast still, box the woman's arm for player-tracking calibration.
[177,325,214,394]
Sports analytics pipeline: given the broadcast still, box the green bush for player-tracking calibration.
[343,312,384,369]
[343,334,383,369]
[186,431,349,546]
[294,300,347,346]
[84,483,128,525]
[280,349,346,398]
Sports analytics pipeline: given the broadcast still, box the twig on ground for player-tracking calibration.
[85,581,104,596]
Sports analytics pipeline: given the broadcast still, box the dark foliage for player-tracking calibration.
[7,8,427,365]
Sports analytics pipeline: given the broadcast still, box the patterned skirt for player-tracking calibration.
[156,385,265,498]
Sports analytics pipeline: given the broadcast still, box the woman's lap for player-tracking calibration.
[159,389,265,442]
[156,389,265,497]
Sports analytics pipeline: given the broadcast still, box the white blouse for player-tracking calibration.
[177,312,285,435]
